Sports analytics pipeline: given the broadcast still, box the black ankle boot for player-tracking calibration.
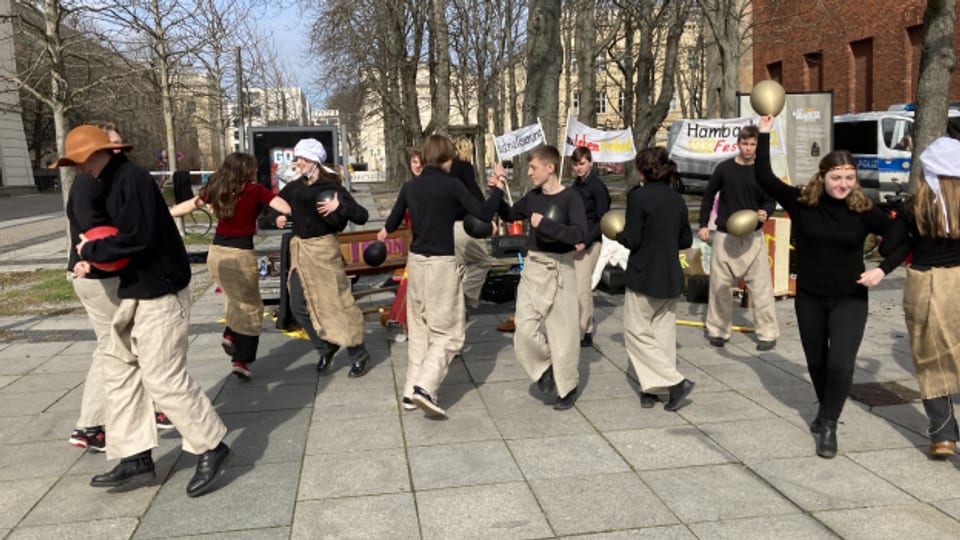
[816,419,838,458]
[91,451,155,487]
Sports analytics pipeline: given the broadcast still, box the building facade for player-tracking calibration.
[753,0,960,114]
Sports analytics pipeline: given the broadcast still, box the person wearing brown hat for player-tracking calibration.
[55,124,230,497]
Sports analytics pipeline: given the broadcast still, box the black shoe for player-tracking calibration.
[809,417,823,433]
[90,452,155,487]
[412,385,446,418]
[640,392,659,408]
[187,442,230,497]
[155,412,175,430]
[554,387,578,410]
[816,420,838,458]
[401,397,417,411]
[85,426,106,453]
[707,336,725,347]
[536,367,555,395]
[348,353,370,378]
[580,333,593,347]
[664,379,695,412]
[756,339,777,352]
[316,345,340,373]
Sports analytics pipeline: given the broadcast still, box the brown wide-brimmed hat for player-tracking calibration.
[49,125,133,168]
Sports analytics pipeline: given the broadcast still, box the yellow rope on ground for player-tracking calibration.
[676,319,755,333]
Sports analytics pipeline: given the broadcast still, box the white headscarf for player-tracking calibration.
[293,138,338,176]
[920,137,960,233]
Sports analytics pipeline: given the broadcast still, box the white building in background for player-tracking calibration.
[225,86,313,151]
[0,0,33,190]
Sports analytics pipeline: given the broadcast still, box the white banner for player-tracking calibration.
[670,117,786,161]
[563,112,637,162]
[494,123,545,160]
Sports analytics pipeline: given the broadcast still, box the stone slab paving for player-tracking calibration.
[5,187,960,538]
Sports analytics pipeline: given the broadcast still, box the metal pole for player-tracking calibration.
[340,114,351,191]
[236,47,246,152]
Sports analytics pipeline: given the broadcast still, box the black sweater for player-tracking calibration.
[499,186,587,253]
[617,182,692,298]
[573,172,611,245]
[699,158,776,232]
[66,172,118,279]
[383,166,504,256]
[278,177,368,238]
[879,200,960,268]
[79,154,190,299]
[755,133,896,297]
[450,159,484,221]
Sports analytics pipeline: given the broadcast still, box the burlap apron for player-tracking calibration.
[207,245,262,336]
[903,266,960,399]
[288,235,364,347]
[514,250,580,397]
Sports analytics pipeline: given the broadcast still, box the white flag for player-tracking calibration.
[563,112,636,162]
[494,123,545,160]
[670,117,786,161]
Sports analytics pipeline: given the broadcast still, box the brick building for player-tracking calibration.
[752,0,960,114]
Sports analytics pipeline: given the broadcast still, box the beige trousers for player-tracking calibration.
[573,241,602,336]
[71,275,121,428]
[624,289,683,392]
[207,245,262,336]
[403,253,466,398]
[454,221,495,308]
[706,230,779,341]
[514,251,580,397]
[104,289,226,459]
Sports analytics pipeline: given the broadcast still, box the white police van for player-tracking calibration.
[833,107,960,202]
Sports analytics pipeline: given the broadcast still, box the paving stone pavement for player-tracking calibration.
[3,185,960,539]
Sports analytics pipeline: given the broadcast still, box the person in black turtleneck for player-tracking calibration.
[570,146,611,348]
[275,138,373,378]
[880,136,960,459]
[494,144,587,410]
[379,135,504,418]
[698,125,779,351]
[755,115,898,459]
[58,125,230,497]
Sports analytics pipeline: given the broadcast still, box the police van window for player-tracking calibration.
[834,120,877,154]
[882,118,912,150]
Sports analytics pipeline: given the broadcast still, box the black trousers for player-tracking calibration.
[795,292,868,421]
[923,396,959,442]
[223,327,259,364]
[288,270,367,362]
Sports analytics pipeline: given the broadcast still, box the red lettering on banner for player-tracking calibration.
[713,140,739,153]
[572,134,600,152]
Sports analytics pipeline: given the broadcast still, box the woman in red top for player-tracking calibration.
[171,153,292,380]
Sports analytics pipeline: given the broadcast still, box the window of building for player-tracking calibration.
[573,92,580,114]
[595,92,607,114]
[767,61,783,83]
[850,38,874,112]
[907,25,923,103]
[804,52,823,91]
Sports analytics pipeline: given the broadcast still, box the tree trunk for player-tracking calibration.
[910,0,957,189]
[523,0,562,143]
[574,0,596,125]
[428,0,450,133]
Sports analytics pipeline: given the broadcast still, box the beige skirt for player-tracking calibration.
[288,235,364,347]
[207,245,262,336]
[903,266,960,399]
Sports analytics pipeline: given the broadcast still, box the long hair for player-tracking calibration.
[205,152,258,220]
[913,176,960,239]
[797,150,873,212]
[635,146,679,187]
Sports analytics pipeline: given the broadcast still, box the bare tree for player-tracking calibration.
[910,0,956,188]
[427,0,450,134]
[309,0,428,186]
[611,0,689,148]
[1,0,135,199]
[524,0,563,144]
[696,0,752,118]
